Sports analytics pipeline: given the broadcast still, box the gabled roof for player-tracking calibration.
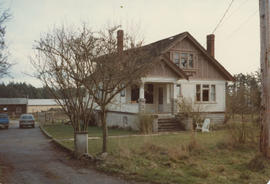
[142,32,234,81]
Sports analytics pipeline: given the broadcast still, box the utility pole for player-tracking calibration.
[259,0,270,158]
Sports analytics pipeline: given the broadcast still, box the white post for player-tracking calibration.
[138,83,146,113]
[259,0,270,157]
[139,83,144,99]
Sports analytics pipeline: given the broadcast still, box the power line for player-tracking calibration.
[221,0,251,27]
[212,0,236,34]
[227,9,258,39]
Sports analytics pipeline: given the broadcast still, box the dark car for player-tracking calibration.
[19,114,35,128]
[0,113,9,129]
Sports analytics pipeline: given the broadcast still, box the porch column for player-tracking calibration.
[138,83,145,113]
[171,84,178,114]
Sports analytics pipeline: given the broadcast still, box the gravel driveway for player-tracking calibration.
[0,120,141,184]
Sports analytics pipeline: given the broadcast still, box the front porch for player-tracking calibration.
[129,81,179,115]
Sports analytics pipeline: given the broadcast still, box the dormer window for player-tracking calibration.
[172,51,195,69]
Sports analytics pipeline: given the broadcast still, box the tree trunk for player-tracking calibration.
[101,108,108,153]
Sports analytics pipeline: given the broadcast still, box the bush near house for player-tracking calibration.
[45,118,270,184]
[137,113,154,134]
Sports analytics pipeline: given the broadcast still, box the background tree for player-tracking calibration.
[0,82,54,98]
[226,72,261,122]
[31,26,96,157]
[0,8,11,78]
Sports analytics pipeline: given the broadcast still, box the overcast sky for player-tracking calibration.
[1,0,259,87]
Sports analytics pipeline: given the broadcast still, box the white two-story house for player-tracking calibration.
[104,31,234,131]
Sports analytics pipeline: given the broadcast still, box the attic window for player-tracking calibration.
[180,53,194,69]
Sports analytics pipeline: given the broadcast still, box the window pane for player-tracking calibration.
[173,52,180,66]
[211,85,216,101]
[120,84,125,97]
[131,85,139,102]
[196,84,201,101]
[145,84,154,104]
[181,58,187,68]
[181,53,187,58]
[180,53,188,68]
[176,84,181,96]
[189,54,194,68]
[202,89,209,101]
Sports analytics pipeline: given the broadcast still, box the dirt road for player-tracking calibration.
[0,120,139,184]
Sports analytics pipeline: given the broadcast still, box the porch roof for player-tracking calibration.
[142,77,178,84]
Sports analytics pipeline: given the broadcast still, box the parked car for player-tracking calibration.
[0,113,9,129]
[19,114,35,128]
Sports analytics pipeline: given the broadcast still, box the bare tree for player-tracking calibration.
[31,26,96,157]
[72,26,156,153]
[0,8,11,78]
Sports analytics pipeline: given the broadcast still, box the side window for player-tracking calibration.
[196,84,216,102]
[211,85,216,101]
[120,84,125,97]
[196,84,201,101]
[177,84,182,96]
[202,85,209,101]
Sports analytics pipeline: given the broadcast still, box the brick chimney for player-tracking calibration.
[207,34,215,58]
[117,30,124,53]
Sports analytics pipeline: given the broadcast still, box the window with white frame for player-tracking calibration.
[196,84,216,102]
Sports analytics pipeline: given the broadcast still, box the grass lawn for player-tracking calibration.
[45,123,270,184]
[43,124,137,139]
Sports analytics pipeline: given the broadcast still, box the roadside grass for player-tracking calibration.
[43,124,137,139]
[45,122,270,184]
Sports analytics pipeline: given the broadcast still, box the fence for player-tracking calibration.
[35,111,69,125]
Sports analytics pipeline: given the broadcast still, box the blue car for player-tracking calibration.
[0,113,9,129]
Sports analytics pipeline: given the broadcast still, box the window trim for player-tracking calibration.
[195,84,216,103]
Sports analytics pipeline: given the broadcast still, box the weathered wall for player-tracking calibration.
[106,111,139,130]
[177,79,226,112]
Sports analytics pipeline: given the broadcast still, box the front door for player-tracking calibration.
[158,87,164,113]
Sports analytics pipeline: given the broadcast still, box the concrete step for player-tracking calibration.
[157,117,182,132]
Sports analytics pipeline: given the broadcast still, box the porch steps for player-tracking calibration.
[158,117,182,132]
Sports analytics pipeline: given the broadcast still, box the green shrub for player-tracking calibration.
[138,113,154,134]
